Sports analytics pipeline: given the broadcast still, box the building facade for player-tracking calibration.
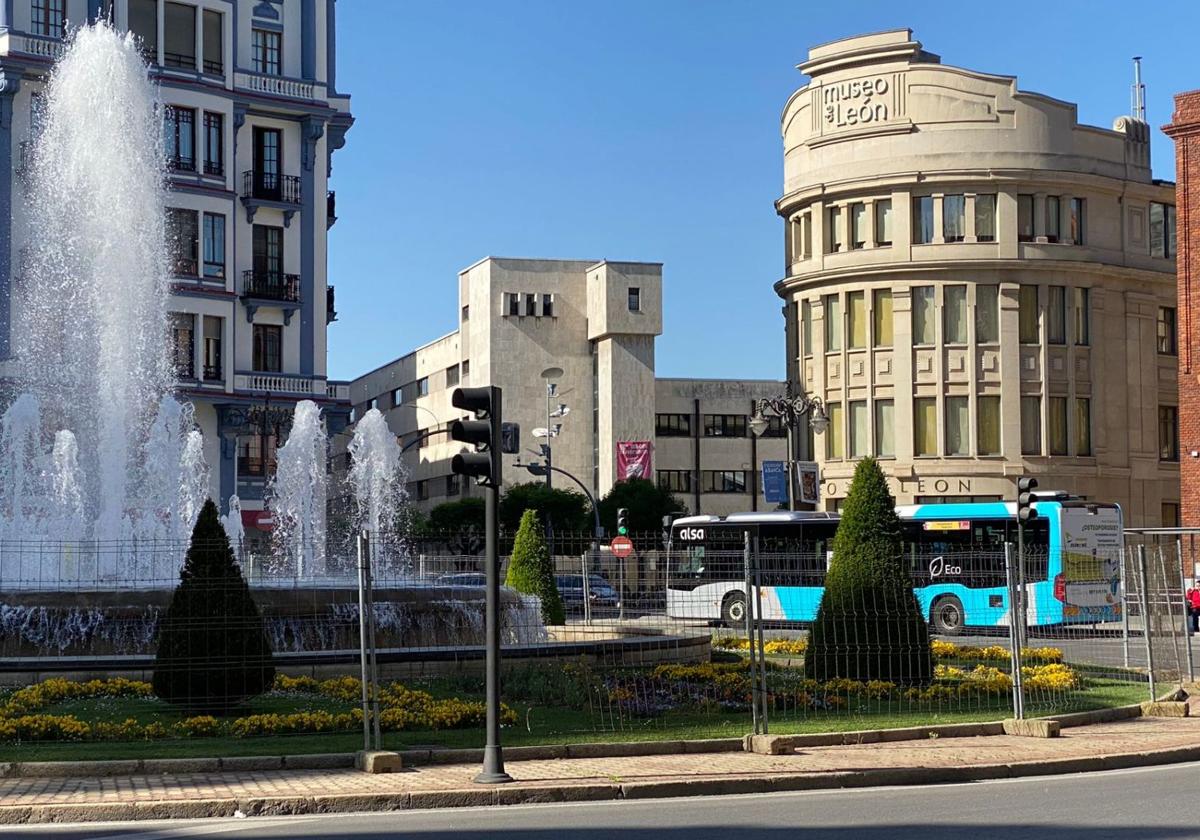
[0,0,353,536]
[347,257,789,519]
[776,30,1179,524]
[1166,91,1200,527]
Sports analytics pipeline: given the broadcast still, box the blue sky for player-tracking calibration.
[327,0,1200,383]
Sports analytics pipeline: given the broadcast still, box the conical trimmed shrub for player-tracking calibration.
[153,499,275,712]
[505,509,565,625]
[805,458,932,684]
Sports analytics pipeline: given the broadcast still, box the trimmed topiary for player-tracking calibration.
[805,458,932,685]
[504,508,565,625]
[152,499,275,712]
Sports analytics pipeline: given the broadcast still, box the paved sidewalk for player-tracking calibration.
[5,713,1200,824]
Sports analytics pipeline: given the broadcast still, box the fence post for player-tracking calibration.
[581,553,592,626]
[1121,545,1131,670]
[1179,539,1195,684]
[753,535,769,734]
[1004,543,1024,719]
[356,530,373,753]
[1137,545,1156,701]
[743,531,759,735]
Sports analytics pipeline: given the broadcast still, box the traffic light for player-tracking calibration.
[450,386,502,487]
[1017,476,1039,522]
[617,508,629,536]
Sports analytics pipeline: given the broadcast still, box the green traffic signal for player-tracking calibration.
[617,508,629,536]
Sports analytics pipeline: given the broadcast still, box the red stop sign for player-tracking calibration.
[610,536,634,558]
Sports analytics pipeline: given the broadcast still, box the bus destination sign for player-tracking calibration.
[922,521,970,531]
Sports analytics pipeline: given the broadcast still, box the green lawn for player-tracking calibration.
[0,676,1150,763]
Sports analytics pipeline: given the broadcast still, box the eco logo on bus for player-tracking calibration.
[929,556,962,578]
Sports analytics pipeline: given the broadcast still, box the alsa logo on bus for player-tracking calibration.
[676,528,705,541]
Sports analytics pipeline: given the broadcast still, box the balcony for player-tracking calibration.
[234,373,331,397]
[203,159,224,177]
[202,363,223,382]
[167,153,196,173]
[326,285,337,323]
[241,270,301,324]
[234,71,317,102]
[171,257,199,278]
[327,191,337,229]
[240,171,301,225]
[7,34,67,61]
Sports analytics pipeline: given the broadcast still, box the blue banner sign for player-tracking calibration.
[762,460,789,504]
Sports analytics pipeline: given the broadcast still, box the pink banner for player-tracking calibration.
[616,441,653,481]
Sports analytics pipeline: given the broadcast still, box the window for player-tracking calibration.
[164,2,197,69]
[1021,396,1042,455]
[846,291,866,349]
[238,434,277,477]
[461,359,470,379]
[164,106,195,171]
[945,396,969,456]
[874,400,894,457]
[251,28,282,75]
[166,208,198,275]
[875,199,893,246]
[914,398,937,456]
[416,429,430,450]
[1159,406,1179,462]
[507,293,520,317]
[911,286,935,345]
[976,285,999,343]
[703,414,746,437]
[913,196,934,244]
[202,213,224,279]
[655,413,692,437]
[872,289,893,347]
[171,314,194,378]
[129,0,157,61]
[202,316,222,381]
[446,475,461,497]
[251,127,282,199]
[658,470,692,493]
[1047,286,1066,344]
[203,112,223,176]
[1069,198,1085,245]
[525,293,537,317]
[701,471,747,493]
[1149,202,1177,258]
[801,212,812,257]
[415,480,429,501]
[760,415,787,438]
[252,324,282,372]
[1158,307,1177,355]
[1075,398,1091,456]
[1045,196,1061,243]
[978,396,1001,455]
[31,0,64,38]
[417,377,429,397]
[823,294,841,351]
[391,388,403,407]
[1019,285,1039,343]
[1048,396,1068,455]
[627,287,641,312]
[458,305,468,323]
[252,224,283,280]
[1163,503,1181,528]
[827,205,842,252]
[1018,194,1034,241]
[826,403,843,459]
[202,9,223,73]
[943,194,965,242]
[849,202,867,249]
[446,364,459,388]
[542,294,554,317]
[1073,287,1089,346]
[801,299,813,356]
[848,400,868,457]
[975,194,996,242]
[944,285,967,344]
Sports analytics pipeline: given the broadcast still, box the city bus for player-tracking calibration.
[665,500,1123,633]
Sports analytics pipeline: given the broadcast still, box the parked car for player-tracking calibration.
[555,574,620,616]
[436,572,486,587]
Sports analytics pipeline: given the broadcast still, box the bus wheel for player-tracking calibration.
[931,596,965,636]
[721,592,748,629]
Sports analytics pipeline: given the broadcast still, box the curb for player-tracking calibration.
[4,743,1200,824]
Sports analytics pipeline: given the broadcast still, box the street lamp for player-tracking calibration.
[750,387,829,511]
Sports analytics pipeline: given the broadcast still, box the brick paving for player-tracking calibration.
[4,713,1200,809]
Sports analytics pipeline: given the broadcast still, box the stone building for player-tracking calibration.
[346,257,789,519]
[776,30,1179,524]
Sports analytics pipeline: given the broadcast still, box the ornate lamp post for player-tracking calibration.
[749,388,829,511]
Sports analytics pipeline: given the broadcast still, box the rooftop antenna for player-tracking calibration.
[1131,56,1146,122]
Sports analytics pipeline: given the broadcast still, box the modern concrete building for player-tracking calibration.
[0,0,353,538]
[346,257,789,519]
[776,30,1178,524]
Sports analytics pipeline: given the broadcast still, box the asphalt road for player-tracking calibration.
[10,761,1200,839]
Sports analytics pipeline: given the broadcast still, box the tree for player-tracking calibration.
[804,458,932,684]
[500,482,591,532]
[598,478,687,535]
[153,499,276,712]
[505,509,565,625]
[429,498,485,555]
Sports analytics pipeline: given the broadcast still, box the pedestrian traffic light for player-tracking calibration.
[450,386,502,487]
[617,508,629,536]
[1017,476,1039,522]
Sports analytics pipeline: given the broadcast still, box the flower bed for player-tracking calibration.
[713,636,1064,665]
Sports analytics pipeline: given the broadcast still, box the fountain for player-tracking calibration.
[346,407,407,575]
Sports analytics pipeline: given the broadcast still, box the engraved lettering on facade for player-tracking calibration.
[823,77,890,128]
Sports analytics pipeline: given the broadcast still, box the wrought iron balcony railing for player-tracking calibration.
[242,170,301,204]
[241,270,300,303]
